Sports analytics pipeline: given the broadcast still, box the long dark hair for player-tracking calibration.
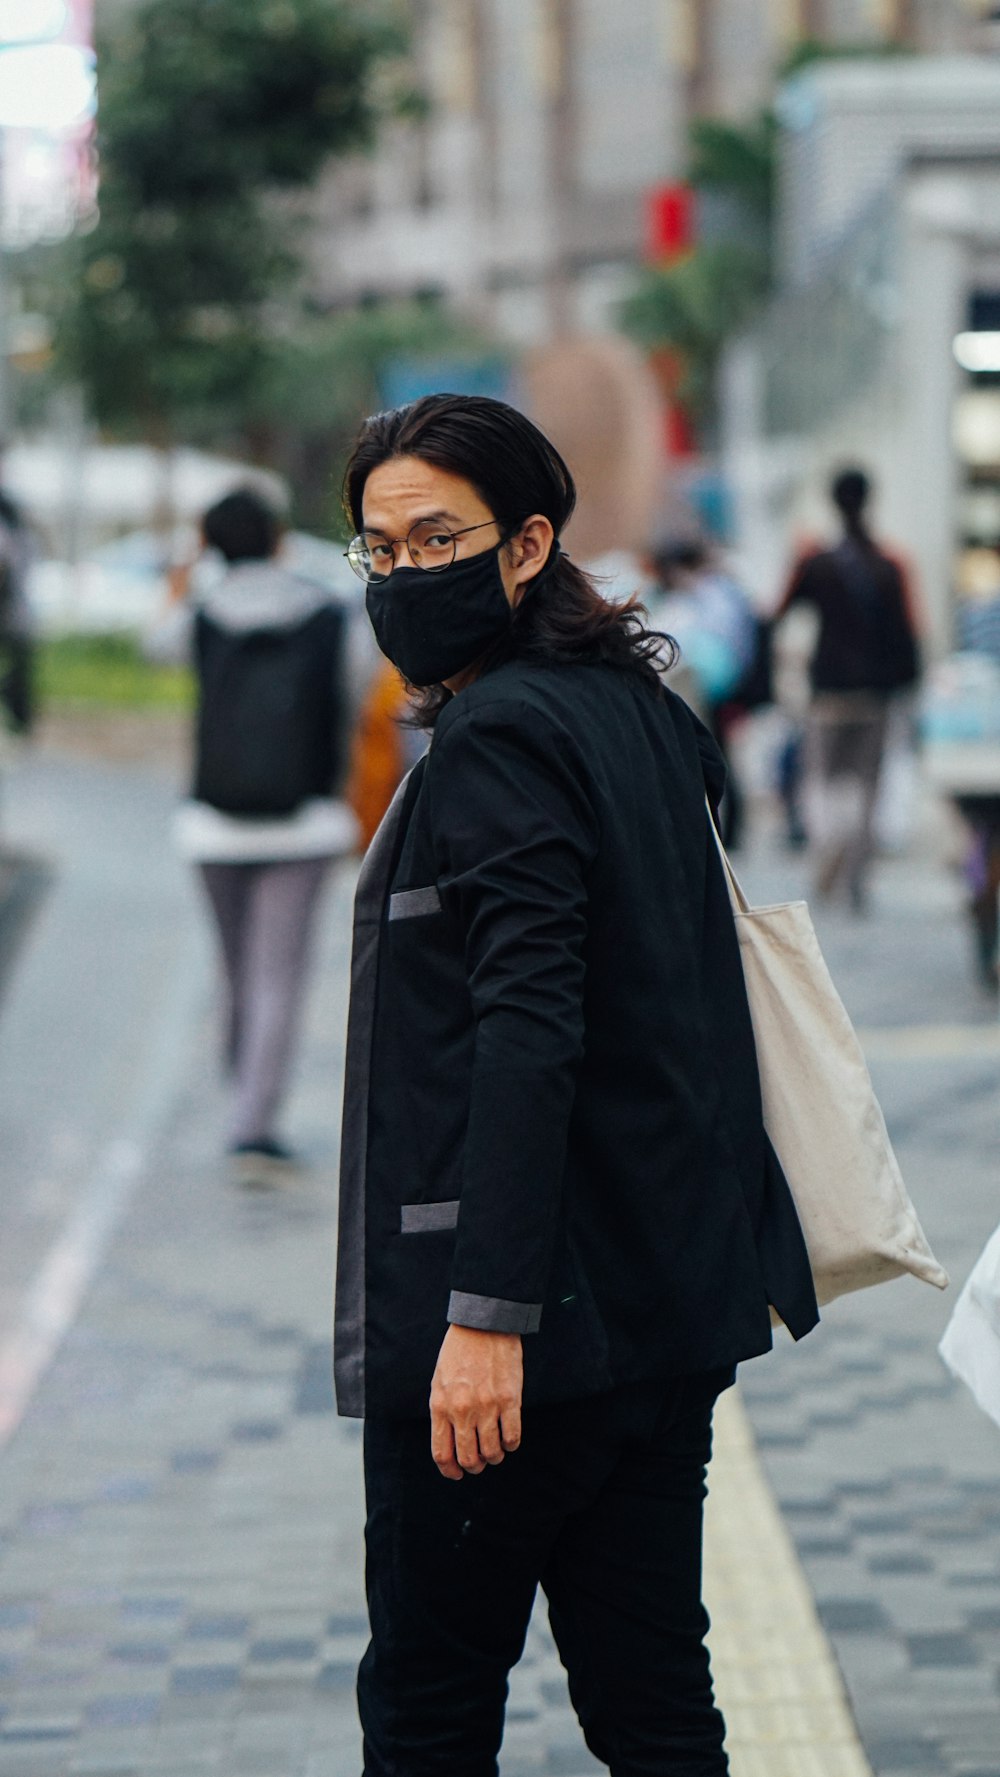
[344,393,675,727]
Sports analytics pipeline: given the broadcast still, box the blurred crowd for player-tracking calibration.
[13,451,951,1176]
[4,443,995,1177]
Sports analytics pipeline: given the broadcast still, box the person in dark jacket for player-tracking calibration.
[780,467,921,910]
[334,394,818,1776]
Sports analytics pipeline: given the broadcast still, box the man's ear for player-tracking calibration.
[512,514,554,585]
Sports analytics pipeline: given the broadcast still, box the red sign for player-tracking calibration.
[645,184,695,263]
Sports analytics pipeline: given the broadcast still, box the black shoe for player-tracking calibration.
[228,1138,301,1187]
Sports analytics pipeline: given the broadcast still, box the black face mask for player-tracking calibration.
[365,539,559,688]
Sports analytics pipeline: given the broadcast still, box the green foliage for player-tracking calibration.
[620,243,771,419]
[38,632,193,710]
[56,0,411,440]
[244,297,507,533]
[619,36,915,438]
[97,0,403,204]
[688,114,776,227]
[248,298,503,440]
[619,109,777,432]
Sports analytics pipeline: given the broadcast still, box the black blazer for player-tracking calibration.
[334,659,818,1418]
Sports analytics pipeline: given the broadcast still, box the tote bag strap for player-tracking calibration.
[705,796,751,915]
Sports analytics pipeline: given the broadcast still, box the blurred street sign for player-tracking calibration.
[644,183,695,263]
[379,355,512,410]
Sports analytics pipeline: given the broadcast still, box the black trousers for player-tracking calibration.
[359,1370,733,1776]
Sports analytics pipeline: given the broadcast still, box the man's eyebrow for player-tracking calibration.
[362,509,465,534]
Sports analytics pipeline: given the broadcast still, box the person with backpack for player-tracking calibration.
[779,467,921,911]
[150,488,357,1181]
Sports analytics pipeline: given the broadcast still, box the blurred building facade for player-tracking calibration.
[312,0,984,342]
[723,50,1000,649]
[305,0,995,639]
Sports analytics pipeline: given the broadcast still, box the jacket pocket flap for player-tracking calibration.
[400,1200,459,1233]
[389,885,442,921]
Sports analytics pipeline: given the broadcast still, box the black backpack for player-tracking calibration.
[193,603,344,817]
[728,615,774,712]
[830,541,919,694]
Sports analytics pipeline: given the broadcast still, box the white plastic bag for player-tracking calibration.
[939,1222,1000,1430]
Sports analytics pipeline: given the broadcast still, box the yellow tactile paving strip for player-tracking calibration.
[704,1387,874,1777]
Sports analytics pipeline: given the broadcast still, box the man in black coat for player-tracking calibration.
[334,394,817,1776]
[336,660,816,1419]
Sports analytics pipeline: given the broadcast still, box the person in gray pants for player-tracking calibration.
[198,855,332,1169]
[149,488,358,1181]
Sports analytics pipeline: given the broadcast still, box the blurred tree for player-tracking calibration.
[619,36,914,441]
[53,0,417,459]
[619,114,776,438]
[687,114,776,233]
[619,242,771,427]
[234,297,506,532]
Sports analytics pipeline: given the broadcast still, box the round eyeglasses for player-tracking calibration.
[345,518,501,583]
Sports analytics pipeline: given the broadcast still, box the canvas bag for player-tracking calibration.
[710,814,948,1310]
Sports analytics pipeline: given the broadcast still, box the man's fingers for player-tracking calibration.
[500,1403,522,1453]
[455,1419,486,1474]
[430,1412,464,1482]
[429,1328,524,1478]
[477,1414,505,1467]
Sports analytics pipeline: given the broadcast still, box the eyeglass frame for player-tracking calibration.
[344,518,506,583]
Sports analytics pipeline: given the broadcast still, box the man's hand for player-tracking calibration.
[429,1325,523,1481]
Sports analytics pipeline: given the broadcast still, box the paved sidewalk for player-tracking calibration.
[0,748,196,1362]
[737,835,1000,1777]
[0,857,876,1777]
[0,745,997,1776]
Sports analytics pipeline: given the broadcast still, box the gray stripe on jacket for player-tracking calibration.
[400,1199,460,1233]
[447,1290,543,1335]
[333,772,413,1417]
[388,885,441,920]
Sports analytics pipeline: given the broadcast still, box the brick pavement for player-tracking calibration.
[0,749,997,1776]
[0,866,629,1777]
[736,835,1000,1777]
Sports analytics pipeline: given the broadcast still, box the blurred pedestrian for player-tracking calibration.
[344,657,427,851]
[148,488,356,1181]
[779,467,921,911]
[956,568,1000,989]
[957,553,1000,664]
[334,394,817,1775]
[927,561,1000,991]
[0,490,37,736]
[646,537,763,848]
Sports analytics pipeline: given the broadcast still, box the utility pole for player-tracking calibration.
[545,0,575,337]
[885,0,919,45]
[796,0,826,39]
[687,0,716,117]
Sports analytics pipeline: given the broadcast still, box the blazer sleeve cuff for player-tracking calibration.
[447,1290,542,1335]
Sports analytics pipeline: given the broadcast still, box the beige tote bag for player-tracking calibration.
[711,817,948,1310]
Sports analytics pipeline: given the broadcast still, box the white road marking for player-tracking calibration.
[0,929,208,1451]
